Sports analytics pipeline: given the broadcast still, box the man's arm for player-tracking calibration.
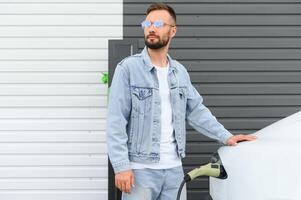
[185,80,233,145]
[106,64,132,173]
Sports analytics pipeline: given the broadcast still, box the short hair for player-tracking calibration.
[146,3,177,24]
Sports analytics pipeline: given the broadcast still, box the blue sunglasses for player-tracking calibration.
[141,20,175,29]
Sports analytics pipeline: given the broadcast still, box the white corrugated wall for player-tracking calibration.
[0,0,122,199]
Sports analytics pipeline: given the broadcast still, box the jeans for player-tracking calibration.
[122,166,187,200]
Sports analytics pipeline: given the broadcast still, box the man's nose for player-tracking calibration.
[148,29,156,34]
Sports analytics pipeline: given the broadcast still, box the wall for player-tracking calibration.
[0,0,122,199]
[123,0,301,199]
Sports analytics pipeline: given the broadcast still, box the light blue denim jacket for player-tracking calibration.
[106,46,233,173]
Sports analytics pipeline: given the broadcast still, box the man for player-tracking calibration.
[106,3,256,200]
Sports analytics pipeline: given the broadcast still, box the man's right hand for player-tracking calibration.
[115,169,135,193]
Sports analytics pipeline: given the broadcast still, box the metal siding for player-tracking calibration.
[0,1,122,199]
[123,1,301,199]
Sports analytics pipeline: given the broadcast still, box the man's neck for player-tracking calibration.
[147,47,169,68]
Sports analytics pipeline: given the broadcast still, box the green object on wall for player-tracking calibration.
[101,73,108,84]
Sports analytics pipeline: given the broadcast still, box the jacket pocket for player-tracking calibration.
[131,86,153,115]
[178,87,187,112]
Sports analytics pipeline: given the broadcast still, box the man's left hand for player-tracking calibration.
[226,134,257,146]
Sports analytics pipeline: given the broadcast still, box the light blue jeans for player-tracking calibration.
[122,166,187,200]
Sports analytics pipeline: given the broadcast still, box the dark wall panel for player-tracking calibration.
[123,1,301,199]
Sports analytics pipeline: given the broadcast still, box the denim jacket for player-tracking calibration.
[106,46,233,173]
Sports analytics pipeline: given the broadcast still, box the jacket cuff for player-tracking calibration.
[220,130,233,145]
[112,159,131,174]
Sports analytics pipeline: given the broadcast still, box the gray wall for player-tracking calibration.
[123,1,301,199]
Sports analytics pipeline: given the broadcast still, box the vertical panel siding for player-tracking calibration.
[0,1,122,200]
[123,1,301,199]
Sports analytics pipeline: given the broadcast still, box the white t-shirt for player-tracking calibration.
[131,62,182,169]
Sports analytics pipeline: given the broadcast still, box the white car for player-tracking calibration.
[210,111,301,200]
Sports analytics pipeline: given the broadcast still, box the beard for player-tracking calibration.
[144,34,170,50]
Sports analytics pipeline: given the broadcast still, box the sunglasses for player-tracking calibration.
[141,20,175,29]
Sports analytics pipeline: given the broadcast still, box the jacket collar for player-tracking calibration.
[141,46,177,73]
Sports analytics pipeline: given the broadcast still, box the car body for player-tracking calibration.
[210,111,301,200]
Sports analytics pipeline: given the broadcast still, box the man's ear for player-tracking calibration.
[170,26,177,38]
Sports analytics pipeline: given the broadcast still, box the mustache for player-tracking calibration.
[147,34,159,39]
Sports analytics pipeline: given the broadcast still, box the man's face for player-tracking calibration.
[143,10,176,50]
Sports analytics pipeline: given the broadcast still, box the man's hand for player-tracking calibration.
[115,169,135,194]
[227,134,257,146]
